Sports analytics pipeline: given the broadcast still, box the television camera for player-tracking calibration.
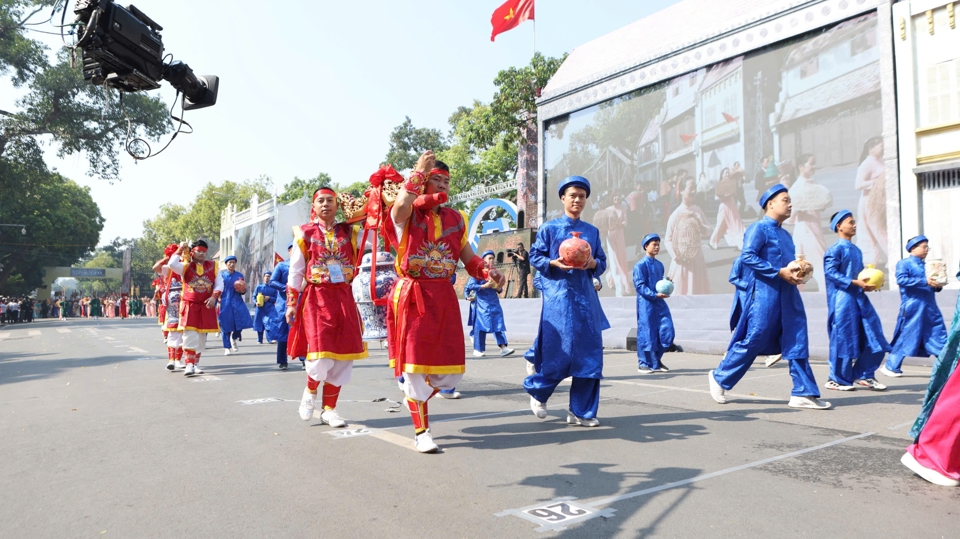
[73,1,218,110]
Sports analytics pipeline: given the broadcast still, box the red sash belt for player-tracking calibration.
[392,277,447,377]
[288,281,350,359]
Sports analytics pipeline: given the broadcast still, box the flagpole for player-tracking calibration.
[532,16,537,57]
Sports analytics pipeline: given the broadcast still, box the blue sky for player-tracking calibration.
[5,0,679,243]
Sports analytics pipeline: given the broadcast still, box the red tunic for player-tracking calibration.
[179,260,220,333]
[382,207,468,376]
[288,222,368,361]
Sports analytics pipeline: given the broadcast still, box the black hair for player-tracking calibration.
[799,153,815,167]
[192,239,208,250]
[829,211,839,223]
[433,160,449,173]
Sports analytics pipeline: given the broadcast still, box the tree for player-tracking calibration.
[0,3,172,181]
[0,159,103,294]
[278,172,333,204]
[383,116,448,171]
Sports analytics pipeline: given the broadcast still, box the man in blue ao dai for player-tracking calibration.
[633,233,674,374]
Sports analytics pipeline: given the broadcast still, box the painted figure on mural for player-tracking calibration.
[854,136,888,268]
[664,178,711,295]
[710,166,745,251]
[787,154,832,291]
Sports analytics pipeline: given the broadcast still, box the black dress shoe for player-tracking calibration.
[279,363,288,370]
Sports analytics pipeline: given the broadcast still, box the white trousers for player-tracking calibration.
[167,331,183,348]
[182,331,208,352]
[402,373,464,401]
[306,359,353,387]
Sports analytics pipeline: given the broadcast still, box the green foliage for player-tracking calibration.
[278,172,333,204]
[383,116,449,171]
[0,158,103,294]
[0,5,172,180]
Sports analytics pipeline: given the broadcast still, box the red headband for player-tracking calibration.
[313,187,336,201]
[192,246,208,253]
[429,168,449,178]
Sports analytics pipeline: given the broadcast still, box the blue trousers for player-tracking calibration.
[257,330,264,343]
[277,341,287,365]
[714,353,819,398]
[222,330,242,349]
[637,349,665,369]
[524,374,600,419]
[830,350,884,386]
[473,330,507,352]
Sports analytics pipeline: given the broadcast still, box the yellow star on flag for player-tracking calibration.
[504,8,514,20]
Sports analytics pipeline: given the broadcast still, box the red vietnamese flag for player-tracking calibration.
[722,112,739,123]
[491,0,534,42]
[274,252,284,265]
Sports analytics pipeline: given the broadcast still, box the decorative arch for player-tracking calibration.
[466,199,518,249]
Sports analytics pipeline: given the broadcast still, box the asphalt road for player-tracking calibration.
[1,317,957,538]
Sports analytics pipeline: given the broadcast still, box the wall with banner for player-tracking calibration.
[543,13,887,297]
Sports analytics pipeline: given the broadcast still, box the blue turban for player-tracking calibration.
[480,250,495,259]
[759,183,789,209]
[223,255,237,263]
[642,233,661,248]
[906,235,928,252]
[830,210,853,232]
[558,176,591,198]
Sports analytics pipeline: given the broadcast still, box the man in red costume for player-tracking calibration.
[382,150,505,453]
[153,244,186,371]
[288,186,369,428]
[168,239,222,376]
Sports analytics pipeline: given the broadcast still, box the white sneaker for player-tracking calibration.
[525,361,537,377]
[224,349,232,356]
[175,360,183,370]
[530,396,547,419]
[788,396,832,410]
[438,391,461,399]
[880,366,902,378]
[320,408,346,428]
[764,354,782,367]
[184,364,195,376]
[298,388,316,421]
[566,412,600,427]
[193,364,204,375]
[472,350,485,358]
[414,430,439,453]
[637,366,655,375]
[500,348,515,357]
[901,451,960,487]
[708,370,727,404]
[231,339,239,353]
[166,360,175,371]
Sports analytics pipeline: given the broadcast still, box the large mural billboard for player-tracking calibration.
[235,216,276,302]
[543,13,886,297]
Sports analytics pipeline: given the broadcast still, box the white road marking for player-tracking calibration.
[56,328,71,333]
[28,330,40,337]
[887,420,915,431]
[589,432,875,507]
[0,333,9,339]
[238,397,284,405]
[104,336,115,341]
[606,379,783,402]
[129,347,148,353]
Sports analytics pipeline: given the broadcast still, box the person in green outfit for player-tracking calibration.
[90,296,102,319]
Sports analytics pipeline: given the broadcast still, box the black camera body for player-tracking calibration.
[74,1,218,110]
[505,249,517,258]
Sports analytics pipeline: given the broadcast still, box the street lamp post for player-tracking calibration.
[0,224,27,235]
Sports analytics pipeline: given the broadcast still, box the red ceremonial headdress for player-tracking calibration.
[164,243,178,257]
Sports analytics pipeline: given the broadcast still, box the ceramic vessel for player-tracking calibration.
[233,279,247,294]
[858,264,884,288]
[352,251,398,341]
[559,231,592,267]
[787,254,813,284]
[927,258,948,285]
[655,279,675,296]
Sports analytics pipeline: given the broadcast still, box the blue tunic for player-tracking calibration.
[728,257,749,331]
[252,283,278,333]
[465,277,507,335]
[632,256,674,352]
[824,240,890,359]
[728,216,808,359]
[218,270,254,333]
[889,256,947,359]
[528,214,610,379]
[265,261,290,343]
